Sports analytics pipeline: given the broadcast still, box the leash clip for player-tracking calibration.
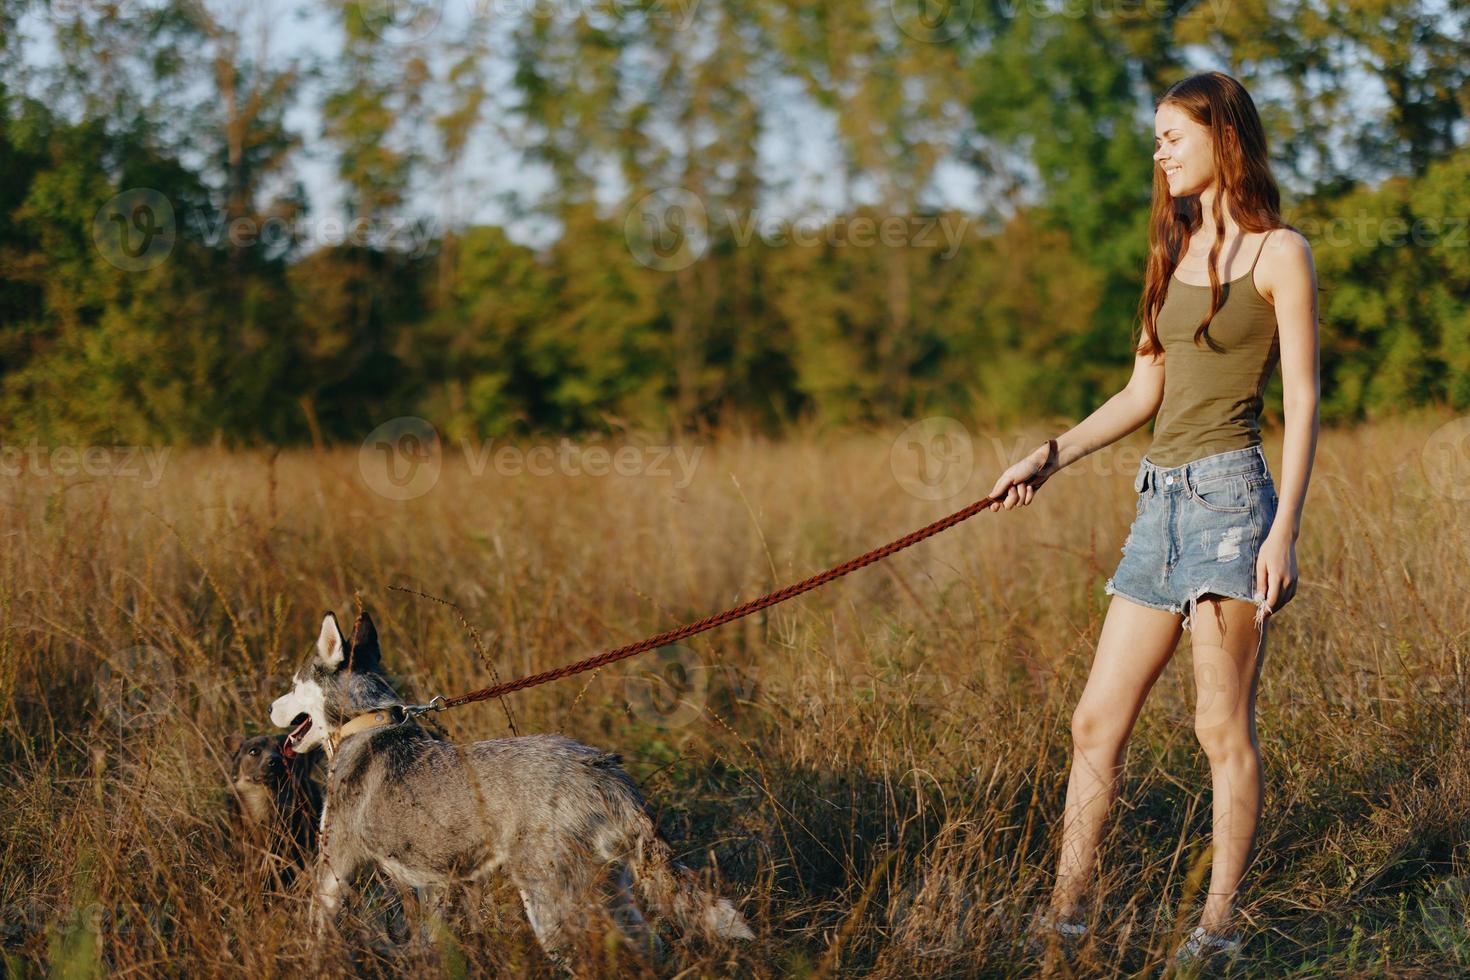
[401,695,447,722]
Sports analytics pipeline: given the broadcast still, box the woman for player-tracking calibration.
[986,71,1319,965]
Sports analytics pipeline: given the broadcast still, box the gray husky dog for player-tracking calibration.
[269,610,753,963]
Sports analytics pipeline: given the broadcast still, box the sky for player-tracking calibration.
[10,0,1456,253]
[8,0,1037,251]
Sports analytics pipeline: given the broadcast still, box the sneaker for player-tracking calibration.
[1171,924,1243,969]
[1025,908,1087,954]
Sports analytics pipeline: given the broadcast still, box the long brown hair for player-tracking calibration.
[1135,71,1293,356]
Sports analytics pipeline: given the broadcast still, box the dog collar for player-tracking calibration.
[328,709,399,753]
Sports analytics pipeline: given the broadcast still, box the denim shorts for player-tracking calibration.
[1104,444,1286,633]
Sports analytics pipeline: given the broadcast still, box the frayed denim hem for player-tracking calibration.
[1103,577,1183,616]
[1179,583,1273,635]
[1104,578,1274,635]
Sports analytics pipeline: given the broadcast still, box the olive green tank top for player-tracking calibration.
[1145,230,1281,468]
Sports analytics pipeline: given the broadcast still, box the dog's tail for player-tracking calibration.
[628,831,754,941]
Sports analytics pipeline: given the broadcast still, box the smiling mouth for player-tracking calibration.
[282,714,312,759]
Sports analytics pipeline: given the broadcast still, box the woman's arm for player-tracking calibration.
[987,345,1165,510]
[1251,228,1318,616]
[1050,348,1167,473]
[1264,229,1320,543]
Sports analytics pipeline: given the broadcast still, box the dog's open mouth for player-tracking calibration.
[282,714,312,759]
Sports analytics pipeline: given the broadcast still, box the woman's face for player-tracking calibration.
[1153,103,1215,198]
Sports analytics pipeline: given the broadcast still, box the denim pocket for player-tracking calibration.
[1131,465,1149,518]
[1189,472,1251,513]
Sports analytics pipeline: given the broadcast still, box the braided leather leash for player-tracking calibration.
[405,438,1058,716]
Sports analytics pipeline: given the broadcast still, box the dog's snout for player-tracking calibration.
[269,695,294,728]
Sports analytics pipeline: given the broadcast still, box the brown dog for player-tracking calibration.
[225,732,323,886]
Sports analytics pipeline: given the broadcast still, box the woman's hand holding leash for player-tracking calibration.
[988,438,1060,512]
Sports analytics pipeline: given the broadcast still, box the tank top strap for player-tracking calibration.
[1249,229,1273,275]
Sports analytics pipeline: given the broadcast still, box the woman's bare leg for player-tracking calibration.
[1050,595,1184,918]
[1186,596,1269,934]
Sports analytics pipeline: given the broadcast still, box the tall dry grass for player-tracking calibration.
[2,413,1468,977]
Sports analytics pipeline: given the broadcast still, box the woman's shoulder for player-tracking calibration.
[1261,226,1312,262]
[1257,227,1314,305]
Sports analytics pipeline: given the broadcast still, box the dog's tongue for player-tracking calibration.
[282,716,312,759]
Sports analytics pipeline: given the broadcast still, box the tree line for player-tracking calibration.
[1,0,1466,445]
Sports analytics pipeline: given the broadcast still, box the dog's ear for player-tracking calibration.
[316,612,347,669]
[345,611,381,673]
[225,732,244,757]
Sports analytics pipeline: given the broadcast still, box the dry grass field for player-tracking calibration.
[3,413,1468,977]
